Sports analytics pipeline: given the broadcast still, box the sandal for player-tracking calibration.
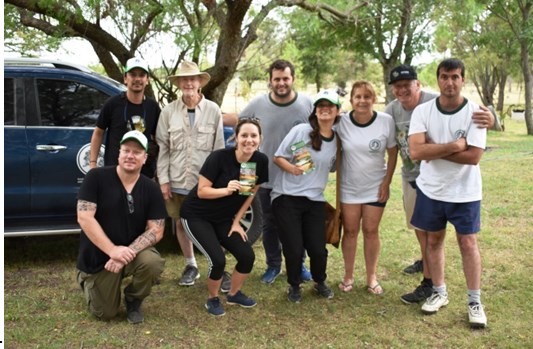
[367,283,384,295]
[338,280,354,292]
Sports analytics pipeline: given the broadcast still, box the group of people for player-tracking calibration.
[76,56,493,329]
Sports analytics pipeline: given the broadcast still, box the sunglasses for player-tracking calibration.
[127,193,134,214]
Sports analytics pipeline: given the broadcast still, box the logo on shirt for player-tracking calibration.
[454,129,466,139]
[368,139,382,152]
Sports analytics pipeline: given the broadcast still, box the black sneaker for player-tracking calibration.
[287,286,302,303]
[403,260,423,274]
[125,298,144,324]
[314,282,334,299]
[178,265,200,286]
[220,271,232,293]
[400,283,433,304]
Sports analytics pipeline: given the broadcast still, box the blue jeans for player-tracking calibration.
[258,188,283,269]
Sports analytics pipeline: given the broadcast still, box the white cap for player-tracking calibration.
[120,130,148,151]
[314,90,341,107]
[125,57,149,73]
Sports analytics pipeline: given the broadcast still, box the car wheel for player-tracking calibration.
[240,196,262,245]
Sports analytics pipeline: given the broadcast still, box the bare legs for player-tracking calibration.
[340,203,385,288]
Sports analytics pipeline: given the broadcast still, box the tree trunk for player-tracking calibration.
[520,41,533,135]
[496,74,507,113]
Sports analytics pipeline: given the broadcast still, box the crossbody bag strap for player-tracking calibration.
[335,132,341,215]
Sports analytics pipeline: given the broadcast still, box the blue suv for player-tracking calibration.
[4,58,126,236]
[4,58,262,242]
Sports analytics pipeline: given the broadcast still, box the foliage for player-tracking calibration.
[4,120,533,348]
[486,0,533,135]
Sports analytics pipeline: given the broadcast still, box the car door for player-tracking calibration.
[26,74,113,219]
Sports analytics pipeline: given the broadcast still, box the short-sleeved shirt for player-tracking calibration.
[239,93,313,188]
[385,91,439,182]
[271,123,338,202]
[336,111,397,204]
[76,166,167,273]
[180,148,269,222]
[96,93,161,177]
[409,98,487,203]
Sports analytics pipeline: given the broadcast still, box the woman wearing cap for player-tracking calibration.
[156,61,226,288]
[179,118,268,316]
[271,90,341,303]
[336,81,397,295]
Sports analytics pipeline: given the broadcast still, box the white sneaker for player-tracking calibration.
[468,302,487,328]
[421,292,449,314]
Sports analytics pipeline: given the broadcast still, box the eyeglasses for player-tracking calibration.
[127,193,134,214]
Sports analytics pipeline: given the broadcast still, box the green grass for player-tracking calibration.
[4,119,533,348]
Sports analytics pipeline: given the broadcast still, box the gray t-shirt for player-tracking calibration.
[271,123,337,202]
[384,90,438,182]
[239,93,314,188]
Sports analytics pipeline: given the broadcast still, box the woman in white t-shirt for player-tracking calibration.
[336,81,397,295]
[271,90,341,303]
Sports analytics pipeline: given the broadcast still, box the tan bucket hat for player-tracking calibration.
[168,61,211,88]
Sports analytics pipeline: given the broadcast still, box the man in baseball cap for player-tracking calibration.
[89,56,160,179]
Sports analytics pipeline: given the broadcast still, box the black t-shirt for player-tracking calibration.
[96,93,161,177]
[180,148,269,222]
[76,166,167,273]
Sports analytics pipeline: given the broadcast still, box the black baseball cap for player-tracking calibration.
[388,65,417,85]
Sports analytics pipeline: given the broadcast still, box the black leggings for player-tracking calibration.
[181,218,255,280]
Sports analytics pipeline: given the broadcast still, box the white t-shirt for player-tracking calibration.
[271,124,337,202]
[337,111,396,204]
[409,98,487,202]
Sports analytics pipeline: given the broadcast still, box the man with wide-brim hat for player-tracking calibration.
[156,61,226,288]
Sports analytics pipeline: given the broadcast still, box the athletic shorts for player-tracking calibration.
[410,188,481,234]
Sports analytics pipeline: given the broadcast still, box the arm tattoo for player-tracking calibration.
[129,220,162,252]
[77,200,96,212]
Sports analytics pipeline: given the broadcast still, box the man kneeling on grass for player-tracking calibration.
[76,131,167,324]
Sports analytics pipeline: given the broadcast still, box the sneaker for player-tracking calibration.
[301,264,312,282]
[421,292,449,314]
[400,283,433,304]
[178,265,200,286]
[287,286,302,303]
[226,290,257,308]
[205,297,225,317]
[314,282,334,299]
[220,271,232,293]
[261,266,281,284]
[468,302,487,328]
[125,298,144,324]
[403,260,423,274]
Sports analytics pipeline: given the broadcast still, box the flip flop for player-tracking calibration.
[338,280,354,292]
[367,283,384,295]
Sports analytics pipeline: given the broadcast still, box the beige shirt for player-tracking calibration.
[156,95,225,190]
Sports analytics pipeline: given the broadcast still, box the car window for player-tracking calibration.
[36,79,109,127]
[4,78,15,125]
